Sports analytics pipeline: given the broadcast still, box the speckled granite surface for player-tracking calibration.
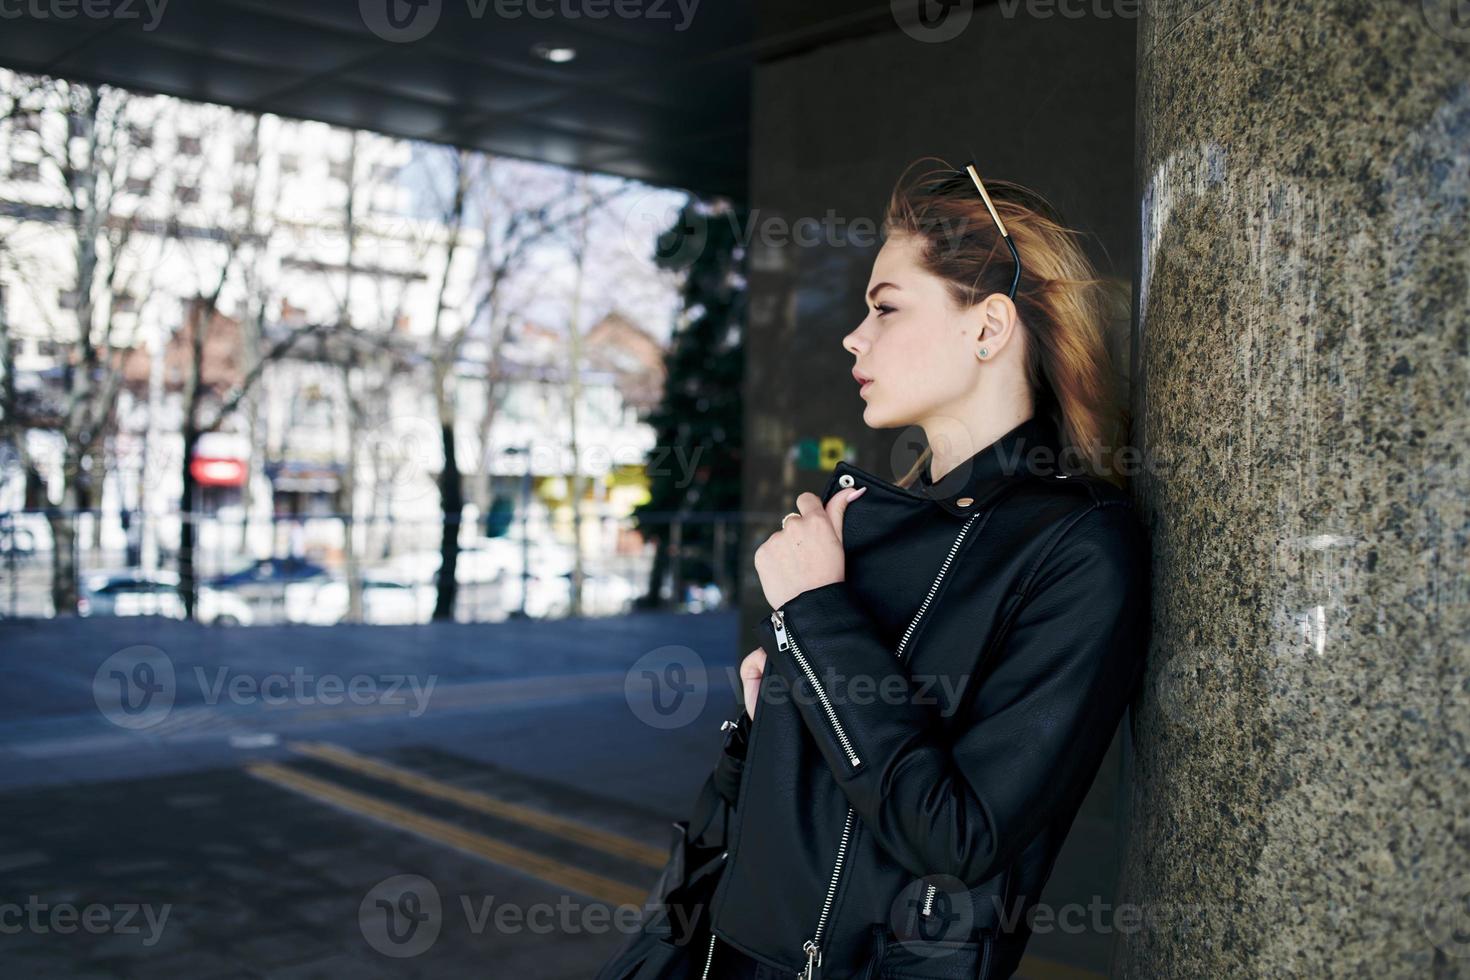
[1115,0,1469,977]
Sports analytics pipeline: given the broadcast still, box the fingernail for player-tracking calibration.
[849,486,867,500]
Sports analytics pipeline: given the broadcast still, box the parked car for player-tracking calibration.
[79,569,253,625]
[388,536,576,588]
[201,557,336,624]
[514,570,637,618]
[204,556,331,590]
[289,573,436,625]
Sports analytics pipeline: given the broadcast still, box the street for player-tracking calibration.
[0,613,1115,979]
[0,612,741,978]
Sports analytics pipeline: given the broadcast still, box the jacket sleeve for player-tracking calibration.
[760,501,1150,886]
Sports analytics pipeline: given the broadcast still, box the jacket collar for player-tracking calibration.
[831,412,1062,518]
[913,412,1063,515]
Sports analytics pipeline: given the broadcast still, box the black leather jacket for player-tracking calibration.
[702,412,1151,979]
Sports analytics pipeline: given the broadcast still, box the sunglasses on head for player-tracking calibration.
[962,161,1022,300]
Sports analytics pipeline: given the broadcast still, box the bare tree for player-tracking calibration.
[315,129,430,622]
[420,151,632,621]
[0,75,178,614]
[168,110,334,620]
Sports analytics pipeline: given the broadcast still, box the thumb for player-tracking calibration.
[825,485,866,544]
[741,648,767,719]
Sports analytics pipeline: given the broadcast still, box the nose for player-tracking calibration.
[842,324,867,357]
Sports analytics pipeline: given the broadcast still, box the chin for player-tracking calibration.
[860,400,892,429]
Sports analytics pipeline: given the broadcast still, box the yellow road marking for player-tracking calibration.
[251,755,1104,980]
[245,761,648,909]
[287,740,667,869]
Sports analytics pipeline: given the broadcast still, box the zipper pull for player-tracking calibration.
[771,610,791,652]
[801,939,821,979]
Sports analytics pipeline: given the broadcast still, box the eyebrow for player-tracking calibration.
[866,282,898,302]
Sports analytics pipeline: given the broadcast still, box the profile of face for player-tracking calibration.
[843,232,1024,431]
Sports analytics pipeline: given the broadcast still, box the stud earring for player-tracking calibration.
[978,346,989,359]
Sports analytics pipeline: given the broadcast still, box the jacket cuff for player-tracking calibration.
[762,580,938,784]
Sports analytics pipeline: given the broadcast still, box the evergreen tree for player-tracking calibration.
[632,198,746,609]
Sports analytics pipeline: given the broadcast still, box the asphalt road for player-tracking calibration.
[0,612,746,979]
[0,612,1118,979]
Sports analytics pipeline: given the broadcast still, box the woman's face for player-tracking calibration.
[843,233,983,430]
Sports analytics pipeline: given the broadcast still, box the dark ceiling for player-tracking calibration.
[0,0,902,201]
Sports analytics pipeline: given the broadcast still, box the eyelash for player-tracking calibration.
[874,304,895,317]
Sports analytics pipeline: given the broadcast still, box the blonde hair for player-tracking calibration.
[882,157,1131,489]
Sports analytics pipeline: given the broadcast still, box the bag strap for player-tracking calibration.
[686,762,729,849]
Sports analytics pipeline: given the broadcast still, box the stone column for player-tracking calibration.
[1116,0,1468,976]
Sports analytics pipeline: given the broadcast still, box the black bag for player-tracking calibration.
[593,764,732,980]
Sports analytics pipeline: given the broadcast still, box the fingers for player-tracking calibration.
[823,484,863,545]
[795,491,824,519]
[741,647,767,720]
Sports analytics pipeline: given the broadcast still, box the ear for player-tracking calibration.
[976,292,1020,352]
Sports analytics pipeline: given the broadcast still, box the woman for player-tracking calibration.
[609,158,1151,980]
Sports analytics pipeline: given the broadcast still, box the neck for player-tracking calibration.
[923,392,1035,486]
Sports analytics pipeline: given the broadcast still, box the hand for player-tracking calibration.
[740,646,767,720]
[754,486,867,611]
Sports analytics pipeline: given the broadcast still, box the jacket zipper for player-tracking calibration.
[912,510,987,918]
[761,508,983,978]
[699,931,716,979]
[773,609,861,769]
